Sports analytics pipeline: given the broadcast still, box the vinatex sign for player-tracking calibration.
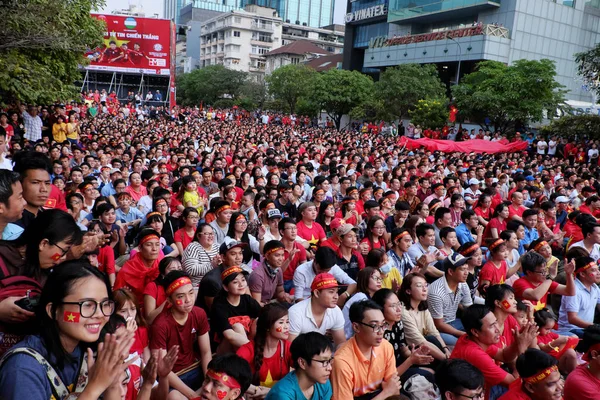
[345,5,387,23]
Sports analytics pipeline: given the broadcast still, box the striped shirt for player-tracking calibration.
[427,276,473,323]
[21,111,43,142]
[182,242,219,287]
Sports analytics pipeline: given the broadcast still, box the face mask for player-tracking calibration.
[380,260,393,275]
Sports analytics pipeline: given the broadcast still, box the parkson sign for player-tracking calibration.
[369,25,484,48]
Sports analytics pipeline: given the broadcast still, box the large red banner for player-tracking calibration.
[398,137,528,154]
[86,14,173,76]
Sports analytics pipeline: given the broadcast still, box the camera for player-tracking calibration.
[15,292,40,312]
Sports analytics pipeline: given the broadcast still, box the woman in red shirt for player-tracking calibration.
[474,193,493,227]
[174,207,199,256]
[359,215,387,255]
[143,256,182,324]
[484,203,509,240]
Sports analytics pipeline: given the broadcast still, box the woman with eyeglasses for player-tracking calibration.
[341,267,382,339]
[359,215,387,255]
[173,207,199,256]
[182,223,221,291]
[372,288,435,386]
[398,273,450,361]
[0,260,135,399]
[66,192,89,231]
[225,212,265,271]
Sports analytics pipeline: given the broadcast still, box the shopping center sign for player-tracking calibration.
[345,5,387,23]
[369,25,484,48]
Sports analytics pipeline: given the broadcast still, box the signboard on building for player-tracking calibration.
[369,25,484,48]
[85,14,174,76]
[345,5,387,23]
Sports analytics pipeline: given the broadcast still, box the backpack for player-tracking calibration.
[0,257,42,356]
[0,346,88,399]
[403,374,441,400]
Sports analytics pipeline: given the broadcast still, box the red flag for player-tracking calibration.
[449,106,458,123]
[63,311,80,323]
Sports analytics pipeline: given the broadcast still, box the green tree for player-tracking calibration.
[266,64,316,114]
[409,99,448,130]
[0,0,106,105]
[452,59,566,133]
[177,65,248,106]
[575,44,600,98]
[311,69,374,129]
[375,64,447,121]
[540,114,600,140]
[238,80,267,110]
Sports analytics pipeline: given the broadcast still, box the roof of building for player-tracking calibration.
[303,53,343,72]
[267,39,331,56]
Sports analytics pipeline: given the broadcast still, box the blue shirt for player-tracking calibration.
[101,182,116,197]
[0,335,83,400]
[116,207,144,227]
[455,223,474,245]
[522,226,539,249]
[2,223,23,240]
[558,279,600,331]
[265,371,332,400]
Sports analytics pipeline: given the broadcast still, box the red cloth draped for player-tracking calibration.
[114,253,160,304]
[398,137,528,154]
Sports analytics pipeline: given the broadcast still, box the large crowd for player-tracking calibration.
[0,95,598,400]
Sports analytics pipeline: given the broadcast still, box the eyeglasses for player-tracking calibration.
[371,275,383,283]
[52,242,70,257]
[413,283,428,289]
[357,321,389,333]
[533,269,548,276]
[310,357,334,368]
[387,302,403,310]
[60,299,115,318]
[200,232,214,237]
[235,220,248,225]
[453,391,484,400]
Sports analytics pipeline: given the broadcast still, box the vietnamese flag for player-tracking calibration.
[63,311,80,323]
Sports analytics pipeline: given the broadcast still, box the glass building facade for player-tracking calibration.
[388,0,501,22]
[241,0,334,27]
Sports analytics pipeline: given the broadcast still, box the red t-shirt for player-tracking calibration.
[282,242,307,281]
[296,220,326,247]
[174,228,195,251]
[480,260,509,287]
[508,205,527,220]
[236,340,292,387]
[484,218,507,240]
[359,237,386,253]
[97,245,116,275]
[564,364,600,400]
[450,335,507,400]
[496,314,520,349]
[321,238,340,252]
[143,281,167,309]
[498,386,532,400]
[150,306,209,373]
[130,326,149,356]
[513,277,559,311]
[475,207,493,222]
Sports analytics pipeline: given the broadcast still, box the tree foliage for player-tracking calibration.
[409,99,448,130]
[375,64,447,121]
[266,64,316,114]
[176,65,248,106]
[540,114,600,139]
[311,69,374,129]
[575,43,600,98]
[0,0,106,105]
[452,59,566,134]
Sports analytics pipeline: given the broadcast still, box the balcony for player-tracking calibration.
[388,0,501,23]
[251,22,274,32]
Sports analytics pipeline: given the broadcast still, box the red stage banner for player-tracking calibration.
[85,14,173,76]
[398,137,528,154]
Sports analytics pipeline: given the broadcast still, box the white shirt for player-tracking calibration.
[537,141,548,155]
[0,157,12,171]
[288,298,345,336]
[548,140,557,155]
[571,240,600,262]
[293,260,356,300]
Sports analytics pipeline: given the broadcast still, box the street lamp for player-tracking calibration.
[448,37,462,85]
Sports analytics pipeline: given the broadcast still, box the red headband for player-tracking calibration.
[523,365,558,384]
[460,244,480,256]
[166,277,192,296]
[155,199,167,206]
[140,234,160,245]
[489,239,505,251]
[146,212,162,219]
[576,261,597,274]
[207,369,241,389]
[217,205,231,214]
[533,241,548,252]
[265,246,284,256]
[394,231,412,242]
[236,214,246,221]
[221,266,243,281]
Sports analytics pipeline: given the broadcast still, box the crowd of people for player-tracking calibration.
[0,100,598,400]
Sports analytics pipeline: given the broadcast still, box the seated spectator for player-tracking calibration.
[533,308,578,375]
[293,246,356,302]
[564,325,600,400]
[513,251,575,311]
[173,207,199,256]
[225,211,265,271]
[265,332,333,400]
[237,303,293,397]
[407,223,445,282]
[436,359,485,400]
[143,257,182,324]
[181,222,220,291]
[398,273,450,361]
[279,217,307,292]
[288,273,346,347]
[456,209,484,245]
[438,226,458,257]
[209,200,233,245]
[196,354,252,400]
[485,284,527,351]
[211,266,261,353]
[479,239,520,295]
[87,219,116,286]
[296,201,326,253]
[365,248,402,290]
[342,267,382,339]
[485,203,509,240]
[558,256,600,338]
[529,239,560,279]
[498,349,562,400]
[150,271,212,398]
[458,242,484,304]
[331,300,400,400]
[388,227,425,278]
[521,209,540,251]
[450,304,538,400]
[248,240,293,305]
[570,222,600,261]
[359,215,387,254]
[333,222,365,281]
[428,253,473,347]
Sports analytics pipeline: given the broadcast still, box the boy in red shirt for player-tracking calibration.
[499,349,562,400]
[513,252,575,311]
[296,202,326,253]
[150,271,212,398]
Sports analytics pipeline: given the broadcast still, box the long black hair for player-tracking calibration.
[36,260,112,370]
[252,303,289,385]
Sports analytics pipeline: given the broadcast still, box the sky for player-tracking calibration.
[100,0,348,24]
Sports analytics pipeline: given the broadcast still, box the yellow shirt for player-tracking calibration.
[52,123,67,142]
[381,268,402,290]
[183,190,203,214]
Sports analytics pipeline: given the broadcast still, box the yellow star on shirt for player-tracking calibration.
[260,370,275,388]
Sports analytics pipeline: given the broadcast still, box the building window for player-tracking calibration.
[233,31,241,37]
[291,57,300,64]
[234,16,242,23]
